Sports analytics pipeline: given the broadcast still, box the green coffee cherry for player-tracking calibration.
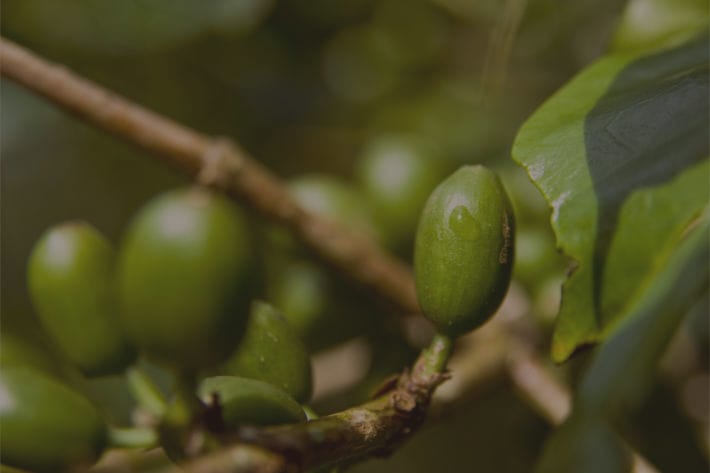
[0,367,107,472]
[269,261,327,341]
[414,165,515,337]
[0,333,63,378]
[270,175,381,253]
[357,134,449,252]
[27,222,135,376]
[499,165,550,225]
[117,187,252,373]
[514,227,563,289]
[262,174,383,351]
[221,301,313,403]
[199,376,305,427]
[268,260,376,352]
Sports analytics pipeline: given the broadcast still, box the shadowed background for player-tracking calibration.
[4,1,705,472]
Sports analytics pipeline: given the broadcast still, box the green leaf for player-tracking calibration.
[512,34,709,361]
[536,214,708,472]
[577,214,709,416]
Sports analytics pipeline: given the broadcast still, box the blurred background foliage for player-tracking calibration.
[1,1,707,471]
[2,0,624,332]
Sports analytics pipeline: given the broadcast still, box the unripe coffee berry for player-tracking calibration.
[414,165,515,337]
[28,222,135,376]
[117,187,252,373]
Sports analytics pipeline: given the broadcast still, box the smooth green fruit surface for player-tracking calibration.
[199,376,305,427]
[414,165,515,337]
[28,222,134,376]
[268,175,379,255]
[0,333,63,378]
[269,260,376,352]
[357,134,449,251]
[117,187,252,372]
[0,367,107,472]
[270,261,328,340]
[221,301,312,402]
[275,175,381,250]
[265,175,382,351]
[514,227,563,289]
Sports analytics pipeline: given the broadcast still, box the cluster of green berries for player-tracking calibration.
[1,134,515,471]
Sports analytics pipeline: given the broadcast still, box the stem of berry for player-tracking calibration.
[419,333,452,375]
[158,372,212,461]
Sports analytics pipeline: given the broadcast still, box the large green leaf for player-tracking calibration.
[512,34,709,361]
[535,213,709,472]
[577,214,709,416]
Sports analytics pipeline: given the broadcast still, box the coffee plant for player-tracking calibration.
[1,1,707,472]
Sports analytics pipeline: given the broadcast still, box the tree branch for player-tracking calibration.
[166,335,451,472]
[0,37,657,473]
[0,36,419,317]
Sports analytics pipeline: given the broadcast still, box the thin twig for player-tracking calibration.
[0,36,419,317]
[507,348,571,425]
[167,335,452,472]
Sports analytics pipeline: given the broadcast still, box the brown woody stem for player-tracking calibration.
[171,334,452,473]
